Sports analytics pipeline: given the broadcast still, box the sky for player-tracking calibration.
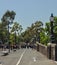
[0,0,57,31]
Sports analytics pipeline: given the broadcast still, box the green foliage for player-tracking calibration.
[45,22,50,35]
[1,11,57,46]
[11,22,23,44]
[1,10,16,26]
[0,10,16,44]
[11,22,23,33]
[45,16,57,44]
[10,34,15,44]
[21,21,44,43]
[53,16,57,42]
[40,32,49,45]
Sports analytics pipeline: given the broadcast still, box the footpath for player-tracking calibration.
[32,49,57,65]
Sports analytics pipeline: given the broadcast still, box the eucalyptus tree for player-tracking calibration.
[33,21,43,42]
[1,10,16,26]
[22,21,43,43]
[24,27,33,42]
[1,10,16,45]
[45,22,50,35]
[0,22,3,41]
[11,22,23,44]
[34,21,43,32]
[53,16,57,43]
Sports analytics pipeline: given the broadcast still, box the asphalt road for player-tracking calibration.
[0,49,25,65]
[0,48,57,65]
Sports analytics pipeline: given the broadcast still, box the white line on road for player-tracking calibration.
[33,57,36,62]
[16,50,26,65]
[54,61,57,64]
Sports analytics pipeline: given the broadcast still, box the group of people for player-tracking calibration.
[0,43,20,51]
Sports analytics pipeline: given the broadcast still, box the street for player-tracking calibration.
[0,48,57,65]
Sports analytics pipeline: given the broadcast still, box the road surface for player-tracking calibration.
[0,48,57,65]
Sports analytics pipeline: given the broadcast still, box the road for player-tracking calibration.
[0,48,57,65]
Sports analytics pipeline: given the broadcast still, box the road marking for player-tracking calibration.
[33,57,36,62]
[54,61,57,64]
[16,50,26,65]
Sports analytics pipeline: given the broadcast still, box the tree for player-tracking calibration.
[0,22,3,41]
[0,22,8,43]
[45,16,57,43]
[11,22,23,44]
[1,10,16,26]
[40,30,49,45]
[45,22,50,35]
[21,21,44,44]
[53,16,57,43]
[1,10,16,44]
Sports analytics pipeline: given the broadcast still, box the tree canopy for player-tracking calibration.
[0,10,57,46]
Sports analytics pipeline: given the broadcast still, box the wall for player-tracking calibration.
[36,43,57,61]
[37,43,47,57]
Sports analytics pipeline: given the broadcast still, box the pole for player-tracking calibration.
[50,13,55,43]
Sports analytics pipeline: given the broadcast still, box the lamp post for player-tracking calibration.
[50,13,55,43]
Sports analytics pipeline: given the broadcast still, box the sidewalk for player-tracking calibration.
[32,50,57,65]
